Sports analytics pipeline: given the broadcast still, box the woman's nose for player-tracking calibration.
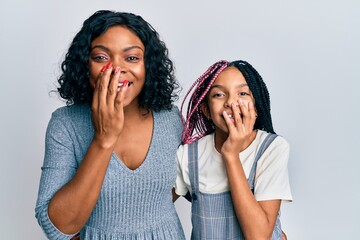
[113,60,128,73]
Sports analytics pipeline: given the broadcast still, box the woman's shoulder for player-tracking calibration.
[155,105,180,117]
[49,104,92,131]
[52,104,91,119]
[154,105,182,125]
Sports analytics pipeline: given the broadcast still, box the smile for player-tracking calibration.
[118,80,133,87]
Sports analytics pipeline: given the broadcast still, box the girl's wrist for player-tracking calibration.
[221,151,240,163]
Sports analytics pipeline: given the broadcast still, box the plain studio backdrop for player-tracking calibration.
[0,0,359,239]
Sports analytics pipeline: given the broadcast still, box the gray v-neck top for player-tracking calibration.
[35,104,185,239]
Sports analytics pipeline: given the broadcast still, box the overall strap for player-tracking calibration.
[248,133,278,189]
[188,141,199,199]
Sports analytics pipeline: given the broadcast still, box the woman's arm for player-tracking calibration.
[40,66,128,235]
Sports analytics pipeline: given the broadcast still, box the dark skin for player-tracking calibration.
[173,67,288,240]
[48,26,153,234]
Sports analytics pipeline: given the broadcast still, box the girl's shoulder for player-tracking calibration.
[177,134,214,156]
[257,130,289,149]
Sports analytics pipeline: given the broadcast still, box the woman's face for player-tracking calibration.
[204,66,256,134]
[88,25,146,107]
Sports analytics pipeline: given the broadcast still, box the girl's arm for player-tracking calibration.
[172,188,180,202]
[221,100,280,239]
[223,153,281,239]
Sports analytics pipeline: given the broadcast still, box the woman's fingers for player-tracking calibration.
[98,62,113,108]
[91,63,126,136]
[107,66,120,109]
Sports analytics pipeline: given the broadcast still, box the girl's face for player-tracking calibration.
[88,25,146,107]
[203,66,255,134]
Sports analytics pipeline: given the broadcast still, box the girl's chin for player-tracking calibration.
[215,126,230,135]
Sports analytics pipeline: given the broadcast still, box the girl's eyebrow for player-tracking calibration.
[90,45,144,52]
[210,83,248,90]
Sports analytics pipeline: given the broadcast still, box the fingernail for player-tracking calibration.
[106,62,113,70]
[100,65,106,73]
[123,80,128,87]
[114,67,120,74]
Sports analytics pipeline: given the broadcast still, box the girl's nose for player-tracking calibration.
[224,94,237,108]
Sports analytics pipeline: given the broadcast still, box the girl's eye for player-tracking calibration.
[212,93,225,98]
[239,92,250,96]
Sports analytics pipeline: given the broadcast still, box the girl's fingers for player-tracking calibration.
[223,110,236,132]
[239,99,256,131]
[231,102,243,130]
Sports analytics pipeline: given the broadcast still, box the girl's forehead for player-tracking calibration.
[213,67,246,85]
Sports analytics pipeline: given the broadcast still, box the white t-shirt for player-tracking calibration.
[175,130,293,202]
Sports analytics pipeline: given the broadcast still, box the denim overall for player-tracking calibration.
[188,133,282,240]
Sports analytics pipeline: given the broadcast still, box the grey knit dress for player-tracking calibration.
[35,104,185,240]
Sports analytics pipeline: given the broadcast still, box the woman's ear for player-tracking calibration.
[201,103,211,120]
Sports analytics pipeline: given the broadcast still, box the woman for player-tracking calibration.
[35,10,185,240]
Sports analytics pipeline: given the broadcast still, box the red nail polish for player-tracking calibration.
[123,80,128,87]
[100,65,106,73]
[106,62,113,70]
[114,67,120,74]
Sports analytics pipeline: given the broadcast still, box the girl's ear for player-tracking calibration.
[201,103,211,120]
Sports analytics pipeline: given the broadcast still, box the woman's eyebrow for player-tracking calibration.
[90,45,144,52]
[91,45,110,52]
[123,45,144,52]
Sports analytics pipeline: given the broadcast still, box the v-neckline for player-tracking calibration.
[112,111,155,173]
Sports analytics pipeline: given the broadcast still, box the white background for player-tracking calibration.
[0,0,359,239]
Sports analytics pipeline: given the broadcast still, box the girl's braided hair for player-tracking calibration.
[181,60,275,144]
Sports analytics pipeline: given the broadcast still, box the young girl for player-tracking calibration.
[174,60,292,239]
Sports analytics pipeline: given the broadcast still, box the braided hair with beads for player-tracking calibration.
[181,59,275,144]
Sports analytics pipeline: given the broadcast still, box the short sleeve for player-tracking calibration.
[174,144,190,196]
[254,136,293,202]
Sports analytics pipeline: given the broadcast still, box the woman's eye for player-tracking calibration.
[127,56,140,62]
[92,55,108,61]
[239,92,250,96]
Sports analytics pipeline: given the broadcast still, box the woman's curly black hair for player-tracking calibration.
[57,10,179,111]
